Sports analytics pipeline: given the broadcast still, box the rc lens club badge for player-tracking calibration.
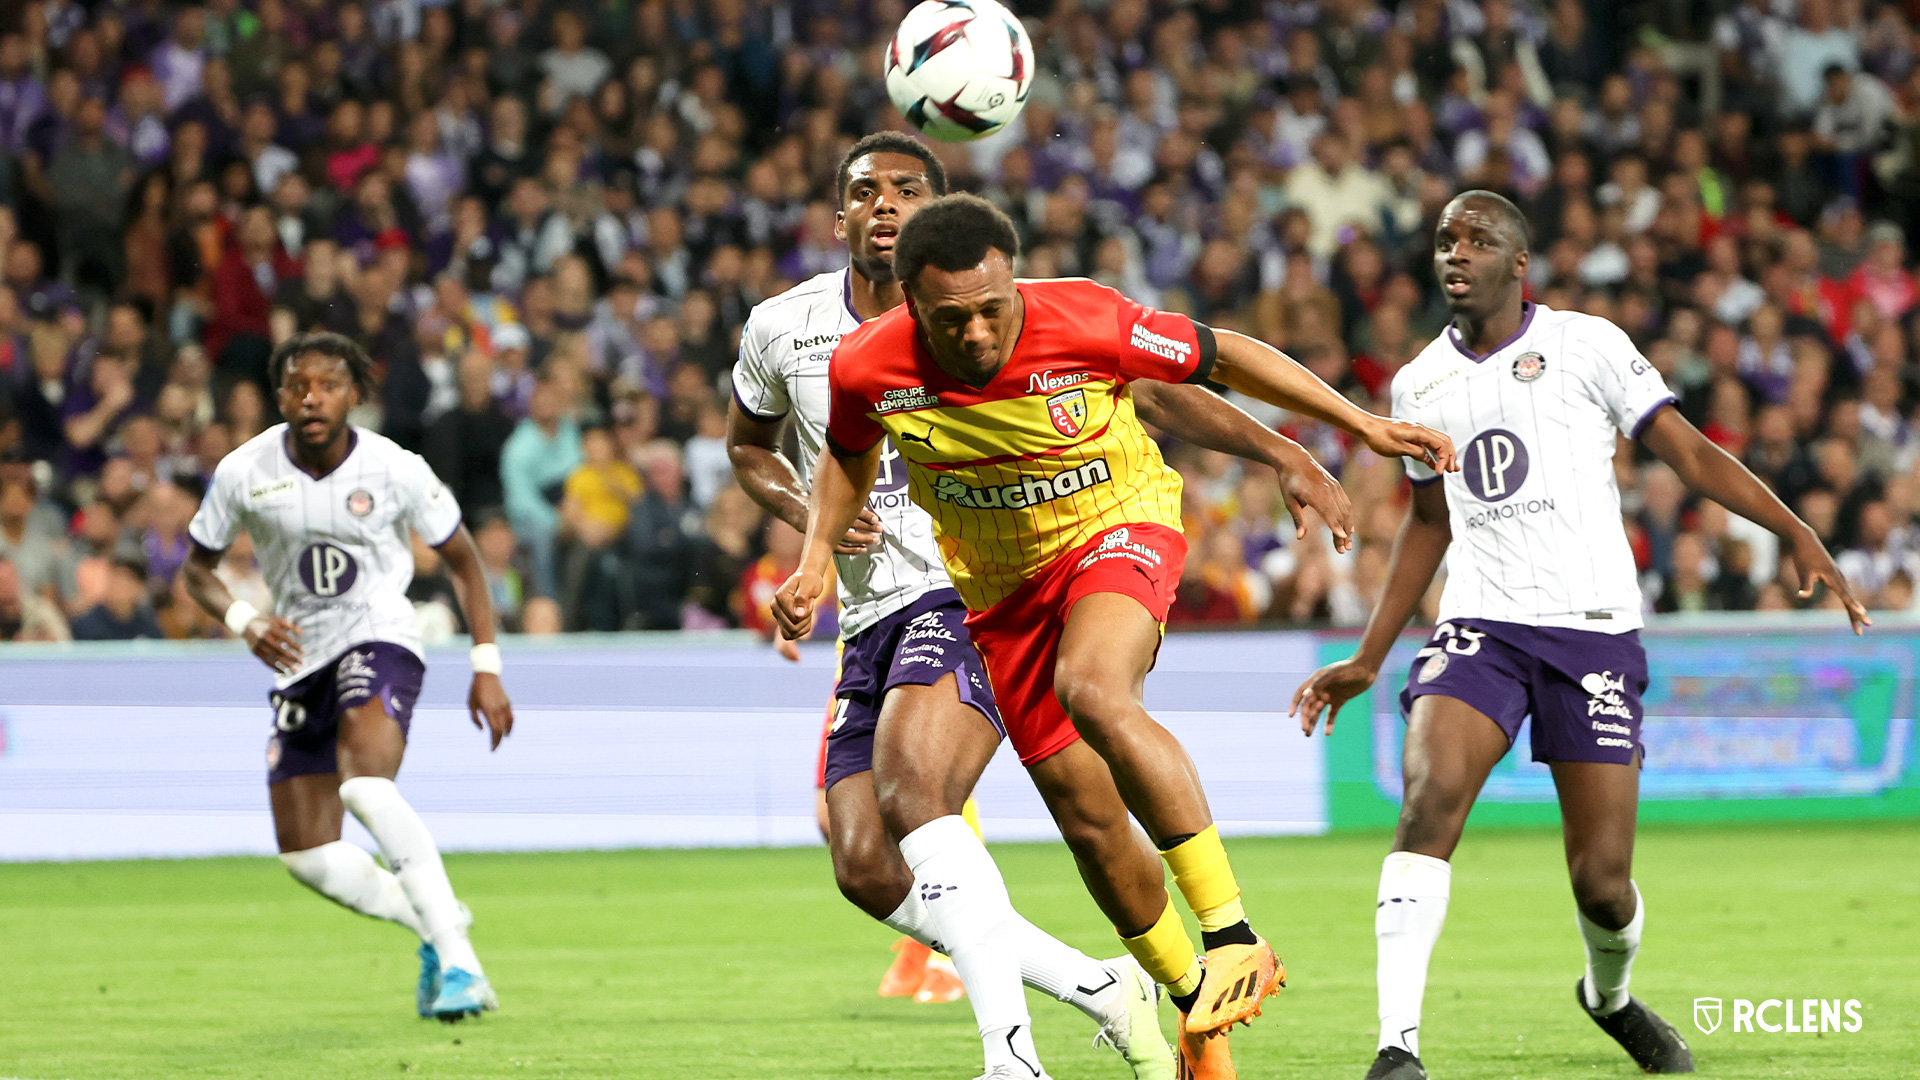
[1512,351,1546,382]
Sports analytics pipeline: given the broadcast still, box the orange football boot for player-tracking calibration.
[878,937,931,997]
[1183,937,1283,1035]
[1176,1014,1237,1080]
[914,952,966,1003]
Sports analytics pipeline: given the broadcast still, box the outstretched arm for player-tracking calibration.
[1290,479,1453,734]
[1209,329,1458,472]
[180,543,303,673]
[435,524,516,748]
[772,440,884,640]
[727,398,882,553]
[1638,405,1868,633]
[1132,379,1355,551]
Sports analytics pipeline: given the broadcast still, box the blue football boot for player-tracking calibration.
[415,942,441,1017]
[430,968,498,1022]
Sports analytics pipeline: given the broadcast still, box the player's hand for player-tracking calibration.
[1362,418,1457,474]
[1788,527,1871,634]
[773,568,826,641]
[244,615,303,674]
[1270,440,1354,553]
[468,673,514,750]
[834,508,885,554]
[775,634,801,662]
[1290,657,1378,736]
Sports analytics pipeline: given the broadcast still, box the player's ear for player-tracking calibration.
[1512,247,1529,280]
[834,209,847,243]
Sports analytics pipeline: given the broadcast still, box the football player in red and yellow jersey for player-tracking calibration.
[774,195,1457,1063]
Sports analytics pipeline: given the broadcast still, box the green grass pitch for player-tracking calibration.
[0,821,1913,1079]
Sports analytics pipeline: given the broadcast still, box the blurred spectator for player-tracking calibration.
[499,369,581,600]
[424,352,514,516]
[70,555,163,640]
[625,439,695,630]
[0,555,70,641]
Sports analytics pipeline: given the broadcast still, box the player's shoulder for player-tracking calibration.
[834,300,916,365]
[1533,304,1633,354]
[746,270,849,332]
[213,423,289,475]
[1391,333,1466,403]
[1018,276,1123,316]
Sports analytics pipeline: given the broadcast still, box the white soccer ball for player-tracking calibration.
[884,0,1035,142]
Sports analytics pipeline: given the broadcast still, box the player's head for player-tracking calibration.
[1434,190,1530,317]
[270,332,374,451]
[893,194,1022,375]
[835,132,948,284]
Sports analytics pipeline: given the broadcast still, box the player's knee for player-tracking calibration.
[872,773,949,839]
[1569,858,1635,925]
[831,851,910,919]
[1054,667,1128,734]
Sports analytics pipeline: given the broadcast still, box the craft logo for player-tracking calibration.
[1046,389,1088,437]
[1693,997,1864,1034]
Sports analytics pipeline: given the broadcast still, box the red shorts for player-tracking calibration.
[965,523,1186,765]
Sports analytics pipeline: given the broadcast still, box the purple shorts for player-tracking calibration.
[266,642,425,786]
[1399,618,1648,765]
[823,590,1004,791]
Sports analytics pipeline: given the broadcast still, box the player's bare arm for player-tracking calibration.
[1133,379,1355,551]
[726,397,881,554]
[181,543,303,674]
[1638,405,1869,634]
[1291,479,1452,734]
[433,524,516,749]
[773,439,883,640]
[1209,328,1459,473]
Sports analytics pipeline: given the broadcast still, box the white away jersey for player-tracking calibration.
[1392,304,1675,631]
[732,269,948,637]
[189,425,463,686]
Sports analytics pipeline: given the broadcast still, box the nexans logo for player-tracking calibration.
[932,458,1112,509]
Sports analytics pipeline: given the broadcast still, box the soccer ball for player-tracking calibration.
[884,0,1034,142]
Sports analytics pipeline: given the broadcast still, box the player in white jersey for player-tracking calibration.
[731,133,1357,1080]
[181,332,515,1022]
[1292,192,1868,1080]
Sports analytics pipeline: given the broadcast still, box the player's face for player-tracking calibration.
[278,352,360,451]
[837,151,934,283]
[1433,200,1528,316]
[906,250,1020,383]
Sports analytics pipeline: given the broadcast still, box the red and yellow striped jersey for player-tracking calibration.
[826,278,1215,610]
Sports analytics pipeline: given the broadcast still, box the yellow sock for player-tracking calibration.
[1161,825,1247,934]
[1119,895,1204,995]
[961,797,982,840]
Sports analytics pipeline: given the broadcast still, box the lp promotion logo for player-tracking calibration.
[1693,997,1864,1034]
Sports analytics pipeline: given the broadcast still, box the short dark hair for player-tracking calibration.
[893,194,1022,290]
[1448,189,1532,252]
[835,132,949,206]
[269,332,378,399]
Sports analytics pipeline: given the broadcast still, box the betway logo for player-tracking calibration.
[1027,369,1091,393]
[933,458,1112,510]
[1129,324,1190,364]
[791,332,840,352]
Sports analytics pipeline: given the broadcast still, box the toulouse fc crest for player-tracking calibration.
[1511,351,1546,382]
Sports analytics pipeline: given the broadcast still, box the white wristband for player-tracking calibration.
[470,642,503,676]
[224,600,261,636]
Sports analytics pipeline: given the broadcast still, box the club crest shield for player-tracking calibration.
[1694,998,1722,1034]
[1046,389,1088,437]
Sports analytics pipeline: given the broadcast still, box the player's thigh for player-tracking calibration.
[1027,741,1164,926]
[824,770,913,919]
[1550,757,1640,911]
[335,702,406,781]
[1053,592,1160,725]
[871,673,1001,835]
[269,773,346,853]
[1396,694,1512,858]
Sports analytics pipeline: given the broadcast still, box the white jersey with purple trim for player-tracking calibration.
[189,424,463,687]
[1392,303,1676,632]
[731,268,947,638]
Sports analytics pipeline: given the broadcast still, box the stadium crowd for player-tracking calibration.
[0,0,1916,643]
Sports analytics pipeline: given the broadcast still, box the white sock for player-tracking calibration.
[1376,851,1452,1057]
[279,841,427,937]
[1578,881,1643,1015]
[898,815,1042,1077]
[884,888,1121,1023]
[338,776,479,975]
